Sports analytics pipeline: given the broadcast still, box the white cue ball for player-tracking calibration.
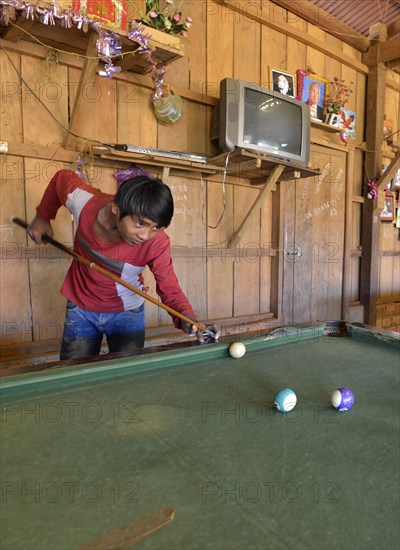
[228,342,246,359]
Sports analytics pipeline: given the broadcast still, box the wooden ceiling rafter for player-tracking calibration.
[268,0,371,51]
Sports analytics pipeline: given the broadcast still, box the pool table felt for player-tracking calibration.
[1,327,399,549]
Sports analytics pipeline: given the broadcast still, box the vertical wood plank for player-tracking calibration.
[279,180,295,322]
[68,66,117,148]
[233,184,260,316]
[185,102,209,154]
[207,0,234,93]
[0,49,23,142]
[261,27,287,87]
[259,182,274,313]
[286,36,306,85]
[327,150,346,320]
[158,108,187,152]
[21,55,68,146]
[29,258,71,347]
[342,148,354,320]
[117,82,157,147]
[206,177,234,319]
[350,257,361,302]
[292,169,314,323]
[0,155,31,346]
[186,0,207,93]
[233,8,261,82]
[1,261,32,347]
[324,35,342,81]
[24,158,74,243]
[65,31,99,149]
[310,148,331,321]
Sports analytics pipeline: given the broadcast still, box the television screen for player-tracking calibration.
[212,78,310,166]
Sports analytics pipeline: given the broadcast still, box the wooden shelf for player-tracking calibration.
[92,147,222,176]
[311,119,341,133]
[0,17,184,74]
[208,148,321,184]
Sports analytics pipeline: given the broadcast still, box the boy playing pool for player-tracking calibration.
[28,169,220,360]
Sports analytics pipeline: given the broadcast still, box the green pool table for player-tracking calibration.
[1,322,399,550]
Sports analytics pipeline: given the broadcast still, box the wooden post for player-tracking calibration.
[360,27,387,325]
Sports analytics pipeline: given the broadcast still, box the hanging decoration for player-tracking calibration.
[127,21,183,122]
[96,28,122,77]
[367,177,379,200]
[152,84,183,124]
[0,0,171,98]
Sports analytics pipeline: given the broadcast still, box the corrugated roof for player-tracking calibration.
[308,0,400,37]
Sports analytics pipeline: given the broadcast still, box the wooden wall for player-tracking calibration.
[1,0,399,356]
[380,74,400,305]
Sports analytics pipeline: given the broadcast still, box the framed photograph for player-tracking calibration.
[394,168,400,189]
[296,70,328,122]
[269,68,296,98]
[380,195,395,222]
[338,107,356,140]
[384,119,393,145]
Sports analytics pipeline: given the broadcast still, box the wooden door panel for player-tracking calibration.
[282,145,347,324]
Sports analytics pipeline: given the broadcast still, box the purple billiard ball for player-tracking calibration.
[331,387,354,411]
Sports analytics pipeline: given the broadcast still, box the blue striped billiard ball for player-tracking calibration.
[273,388,297,413]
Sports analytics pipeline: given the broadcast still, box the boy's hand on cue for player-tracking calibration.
[181,317,221,343]
[27,215,54,244]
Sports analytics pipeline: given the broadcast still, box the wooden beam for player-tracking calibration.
[387,17,400,39]
[215,1,369,74]
[379,35,400,64]
[267,0,371,52]
[0,16,37,42]
[377,152,400,191]
[363,27,400,68]
[228,164,285,247]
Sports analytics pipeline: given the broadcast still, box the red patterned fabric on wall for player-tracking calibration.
[72,0,127,29]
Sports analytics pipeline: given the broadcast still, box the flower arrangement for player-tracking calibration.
[129,0,192,36]
[325,77,354,114]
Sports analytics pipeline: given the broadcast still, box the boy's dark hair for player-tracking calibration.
[114,176,174,228]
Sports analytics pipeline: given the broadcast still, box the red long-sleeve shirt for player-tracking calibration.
[36,170,196,327]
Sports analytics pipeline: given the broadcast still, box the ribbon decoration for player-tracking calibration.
[367,177,379,200]
[128,21,169,101]
[97,28,122,78]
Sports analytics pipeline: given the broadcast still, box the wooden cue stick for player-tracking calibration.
[74,506,175,550]
[11,217,207,333]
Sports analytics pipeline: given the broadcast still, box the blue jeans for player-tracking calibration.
[60,301,145,360]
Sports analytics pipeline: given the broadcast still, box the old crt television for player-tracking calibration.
[211,78,310,165]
